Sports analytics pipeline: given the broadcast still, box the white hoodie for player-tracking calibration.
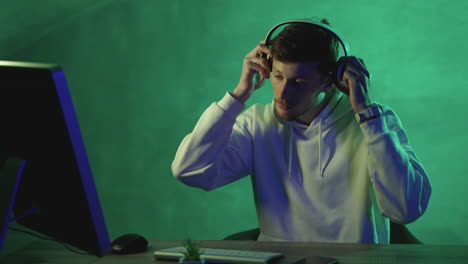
[172,91,431,243]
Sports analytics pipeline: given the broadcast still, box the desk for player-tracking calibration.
[1,238,467,264]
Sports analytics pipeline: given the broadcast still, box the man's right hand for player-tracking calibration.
[231,40,272,104]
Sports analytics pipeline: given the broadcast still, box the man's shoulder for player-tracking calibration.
[241,102,273,118]
[247,102,272,113]
[236,102,276,127]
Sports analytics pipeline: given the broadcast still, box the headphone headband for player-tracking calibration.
[263,19,350,57]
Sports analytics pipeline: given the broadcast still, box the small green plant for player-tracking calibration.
[181,239,204,262]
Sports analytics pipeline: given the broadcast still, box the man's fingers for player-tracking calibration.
[358,58,366,67]
[245,41,272,59]
[248,60,268,80]
[338,56,370,78]
[352,57,369,78]
[344,59,369,78]
[250,57,271,76]
[344,63,360,76]
[343,63,370,94]
[257,44,272,57]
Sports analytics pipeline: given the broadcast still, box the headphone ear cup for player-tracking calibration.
[267,55,272,71]
[333,57,349,95]
[259,52,272,72]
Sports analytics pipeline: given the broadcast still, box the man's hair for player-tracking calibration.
[270,18,339,75]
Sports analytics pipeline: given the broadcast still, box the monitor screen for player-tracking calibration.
[0,61,111,256]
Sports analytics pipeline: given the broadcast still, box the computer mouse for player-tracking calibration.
[111,233,148,255]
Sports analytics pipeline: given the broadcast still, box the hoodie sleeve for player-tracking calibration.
[171,92,254,191]
[360,105,432,224]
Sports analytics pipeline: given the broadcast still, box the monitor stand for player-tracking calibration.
[0,157,26,251]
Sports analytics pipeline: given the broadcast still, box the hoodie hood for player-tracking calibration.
[272,90,353,178]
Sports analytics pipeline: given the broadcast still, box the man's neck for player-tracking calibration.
[296,88,336,125]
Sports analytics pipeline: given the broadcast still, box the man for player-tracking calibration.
[171,19,431,243]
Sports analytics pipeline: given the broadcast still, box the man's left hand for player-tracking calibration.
[341,56,373,113]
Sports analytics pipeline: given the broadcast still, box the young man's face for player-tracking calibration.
[271,60,331,121]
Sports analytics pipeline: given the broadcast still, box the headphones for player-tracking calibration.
[260,19,351,95]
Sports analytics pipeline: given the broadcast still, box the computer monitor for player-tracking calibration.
[0,61,111,256]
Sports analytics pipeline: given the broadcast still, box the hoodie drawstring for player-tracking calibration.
[288,127,293,178]
[319,120,323,178]
[287,121,325,180]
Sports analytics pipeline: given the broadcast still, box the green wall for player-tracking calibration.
[4,0,468,245]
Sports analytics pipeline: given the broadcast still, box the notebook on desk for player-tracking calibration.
[154,246,338,264]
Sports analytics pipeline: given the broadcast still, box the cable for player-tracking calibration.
[8,226,93,256]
